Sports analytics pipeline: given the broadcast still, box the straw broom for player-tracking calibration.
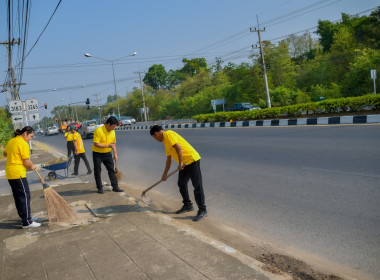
[115,159,123,182]
[34,169,77,227]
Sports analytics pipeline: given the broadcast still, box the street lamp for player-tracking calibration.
[84,51,137,119]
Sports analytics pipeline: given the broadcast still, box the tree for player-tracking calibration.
[285,32,313,58]
[143,64,168,90]
[180,58,208,76]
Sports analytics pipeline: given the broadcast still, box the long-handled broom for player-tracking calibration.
[34,169,77,227]
[115,159,123,182]
[141,166,184,205]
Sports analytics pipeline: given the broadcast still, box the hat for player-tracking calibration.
[70,125,76,130]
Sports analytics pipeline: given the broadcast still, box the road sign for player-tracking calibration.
[371,69,377,79]
[8,100,23,114]
[211,99,225,106]
[25,99,39,112]
[28,113,40,122]
[12,114,24,124]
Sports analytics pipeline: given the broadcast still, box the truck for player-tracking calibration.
[226,103,261,111]
[57,118,73,133]
[77,119,103,139]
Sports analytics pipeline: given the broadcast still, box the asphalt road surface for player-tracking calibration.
[33,124,380,278]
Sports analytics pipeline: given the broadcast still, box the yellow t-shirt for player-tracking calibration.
[92,125,116,153]
[4,136,30,179]
[66,132,74,141]
[163,130,201,165]
[73,132,85,154]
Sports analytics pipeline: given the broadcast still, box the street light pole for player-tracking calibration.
[84,52,137,119]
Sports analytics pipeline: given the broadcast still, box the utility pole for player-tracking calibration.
[250,17,271,108]
[136,71,147,122]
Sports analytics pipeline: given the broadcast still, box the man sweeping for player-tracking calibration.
[92,116,123,194]
[150,125,207,222]
[70,125,92,176]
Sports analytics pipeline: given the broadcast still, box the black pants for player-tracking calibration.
[74,152,91,174]
[8,177,33,226]
[67,141,75,158]
[93,151,118,190]
[178,160,206,212]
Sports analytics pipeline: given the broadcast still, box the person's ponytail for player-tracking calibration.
[14,126,34,137]
[13,129,22,137]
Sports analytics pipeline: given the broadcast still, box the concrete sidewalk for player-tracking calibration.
[0,180,287,280]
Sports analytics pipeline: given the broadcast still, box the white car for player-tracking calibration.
[44,126,59,136]
[119,116,136,126]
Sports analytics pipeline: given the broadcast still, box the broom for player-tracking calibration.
[34,169,77,227]
[115,159,123,182]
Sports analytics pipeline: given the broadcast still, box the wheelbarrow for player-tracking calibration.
[42,156,74,181]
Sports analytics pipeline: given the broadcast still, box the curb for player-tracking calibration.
[116,114,380,131]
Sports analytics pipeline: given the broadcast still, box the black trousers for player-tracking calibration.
[93,151,118,189]
[67,141,75,158]
[74,152,91,174]
[178,160,206,212]
[8,177,33,226]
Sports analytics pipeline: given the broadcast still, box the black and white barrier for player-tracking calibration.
[116,114,380,131]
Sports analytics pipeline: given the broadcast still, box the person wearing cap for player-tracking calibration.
[70,125,92,176]
[150,125,207,222]
[65,126,75,158]
[92,116,123,193]
[3,126,41,228]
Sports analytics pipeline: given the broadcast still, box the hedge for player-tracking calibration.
[193,94,380,123]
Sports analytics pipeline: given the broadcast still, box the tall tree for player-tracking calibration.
[143,64,168,90]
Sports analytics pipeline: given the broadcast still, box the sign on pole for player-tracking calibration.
[211,99,225,113]
[371,69,377,95]
[28,113,40,122]
[25,99,39,112]
[8,100,23,114]
[12,114,24,124]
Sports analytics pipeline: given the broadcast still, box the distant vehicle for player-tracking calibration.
[119,116,136,126]
[77,120,103,139]
[44,126,59,136]
[35,129,44,135]
[57,118,73,133]
[226,103,261,111]
[68,121,81,129]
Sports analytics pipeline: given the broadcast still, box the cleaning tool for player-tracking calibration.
[34,169,77,227]
[141,166,184,205]
[115,159,123,182]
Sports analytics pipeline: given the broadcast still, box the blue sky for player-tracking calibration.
[1,0,378,120]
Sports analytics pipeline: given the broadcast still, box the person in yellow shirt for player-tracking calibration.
[150,125,207,222]
[70,125,92,176]
[3,126,41,229]
[92,116,122,193]
[65,127,75,158]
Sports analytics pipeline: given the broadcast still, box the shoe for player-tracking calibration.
[175,204,194,214]
[112,187,123,192]
[22,221,41,229]
[97,189,104,194]
[86,170,92,175]
[71,172,78,176]
[193,210,207,222]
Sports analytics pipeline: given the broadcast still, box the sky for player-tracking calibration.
[1,0,379,121]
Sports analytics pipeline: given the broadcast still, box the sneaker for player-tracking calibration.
[112,187,123,192]
[22,221,41,229]
[97,189,104,194]
[86,170,92,175]
[71,172,78,176]
[175,204,194,214]
[193,210,207,222]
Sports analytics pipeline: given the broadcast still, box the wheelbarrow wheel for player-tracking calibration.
[48,171,57,181]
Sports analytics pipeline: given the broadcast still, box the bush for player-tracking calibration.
[193,94,379,122]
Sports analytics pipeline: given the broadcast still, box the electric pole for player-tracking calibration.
[136,71,147,122]
[250,17,271,108]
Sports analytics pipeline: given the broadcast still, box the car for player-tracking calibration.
[35,129,44,135]
[77,120,103,139]
[119,116,136,126]
[68,122,81,129]
[44,126,59,136]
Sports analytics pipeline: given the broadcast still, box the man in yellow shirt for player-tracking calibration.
[65,127,75,158]
[92,116,122,193]
[4,126,41,228]
[150,125,207,222]
[70,125,92,176]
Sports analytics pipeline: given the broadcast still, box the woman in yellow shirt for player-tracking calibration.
[70,125,92,176]
[65,127,75,158]
[3,126,41,229]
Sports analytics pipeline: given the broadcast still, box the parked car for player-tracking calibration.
[44,126,59,136]
[119,116,136,126]
[226,103,261,111]
[77,120,103,139]
[35,129,44,135]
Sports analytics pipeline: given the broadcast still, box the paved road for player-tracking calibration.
[34,124,380,278]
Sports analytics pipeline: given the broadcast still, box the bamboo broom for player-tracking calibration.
[115,159,123,182]
[34,169,77,227]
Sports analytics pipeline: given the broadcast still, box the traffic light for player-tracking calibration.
[55,118,58,123]
[44,103,47,109]
[86,98,90,105]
